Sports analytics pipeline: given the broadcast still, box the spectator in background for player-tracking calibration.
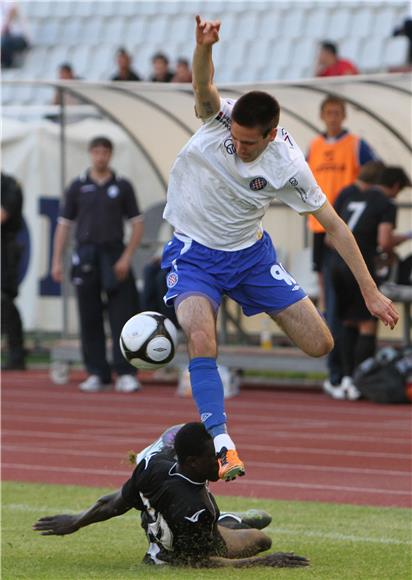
[52,63,83,106]
[1,172,26,370]
[111,47,141,81]
[328,164,412,400]
[315,41,359,77]
[149,52,174,82]
[172,57,192,83]
[51,136,144,394]
[393,16,412,66]
[1,0,30,68]
[307,94,379,391]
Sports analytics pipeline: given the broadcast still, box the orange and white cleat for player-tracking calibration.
[217,447,245,481]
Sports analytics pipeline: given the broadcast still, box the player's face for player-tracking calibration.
[231,122,277,163]
[194,441,220,482]
[321,104,345,136]
[90,145,112,172]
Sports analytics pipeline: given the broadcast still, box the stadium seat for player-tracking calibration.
[290,38,317,72]
[52,1,74,19]
[358,37,384,72]
[280,7,308,39]
[382,36,409,69]
[35,19,61,47]
[327,7,351,41]
[350,7,374,39]
[80,18,105,46]
[304,6,330,39]
[373,6,399,39]
[339,37,361,65]
[72,1,95,17]
[103,16,127,43]
[60,18,85,45]
[124,16,150,45]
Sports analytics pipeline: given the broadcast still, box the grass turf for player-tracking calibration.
[2,481,411,579]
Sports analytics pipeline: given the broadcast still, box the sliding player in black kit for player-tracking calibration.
[33,423,309,569]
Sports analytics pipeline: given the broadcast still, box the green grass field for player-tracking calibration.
[2,481,411,579]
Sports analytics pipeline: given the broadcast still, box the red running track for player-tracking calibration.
[2,370,411,508]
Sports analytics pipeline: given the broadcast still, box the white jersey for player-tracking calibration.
[164,98,326,251]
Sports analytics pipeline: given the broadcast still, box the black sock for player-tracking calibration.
[354,334,377,369]
[341,326,359,377]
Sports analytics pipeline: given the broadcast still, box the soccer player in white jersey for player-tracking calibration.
[162,16,399,481]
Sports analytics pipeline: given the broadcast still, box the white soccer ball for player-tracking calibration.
[120,311,178,369]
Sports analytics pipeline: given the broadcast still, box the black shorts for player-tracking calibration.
[332,263,374,322]
[312,232,326,273]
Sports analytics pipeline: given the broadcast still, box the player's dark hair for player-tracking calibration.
[320,94,346,114]
[152,51,169,64]
[321,41,338,55]
[358,161,385,185]
[174,422,213,464]
[232,91,280,136]
[59,62,73,73]
[380,167,411,189]
[88,136,113,151]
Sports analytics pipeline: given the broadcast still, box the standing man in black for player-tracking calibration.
[1,172,26,370]
[51,136,144,393]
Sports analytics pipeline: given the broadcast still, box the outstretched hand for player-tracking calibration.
[364,287,399,329]
[33,514,80,536]
[195,15,220,46]
[258,552,310,568]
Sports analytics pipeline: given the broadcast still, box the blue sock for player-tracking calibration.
[189,357,227,432]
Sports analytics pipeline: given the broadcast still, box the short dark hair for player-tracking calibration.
[88,136,113,151]
[358,161,385,185]
[320,94,346,114]
[232,91,280,136]
[152,51,169,64]
[380,166,411,189]
[321,41,338,55]
[174,422,213,464]
[59,62,73,73]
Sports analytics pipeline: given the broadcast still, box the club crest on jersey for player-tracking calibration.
[167,272,179,288]
[107,185,119,198]
[249,177,267,191]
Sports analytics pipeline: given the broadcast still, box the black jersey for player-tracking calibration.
[121,449,226,565]
[60,171,140,245]
[1,173,23,241]
[333,184,396,271]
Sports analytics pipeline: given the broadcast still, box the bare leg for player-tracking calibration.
[217,526,272,558]
[176,295,218,358]
[271,297,334,357]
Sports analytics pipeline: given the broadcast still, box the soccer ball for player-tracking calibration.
[120,311,178,369]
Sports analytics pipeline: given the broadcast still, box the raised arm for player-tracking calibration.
[192,15,221,120]
[315,201,399,328]
[32,490,131,536]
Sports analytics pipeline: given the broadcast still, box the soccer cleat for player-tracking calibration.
[218,509,272,530]
[217,447,245,481]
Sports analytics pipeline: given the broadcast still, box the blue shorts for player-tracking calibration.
[161,232,306,316]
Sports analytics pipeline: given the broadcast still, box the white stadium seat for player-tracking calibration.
[382,36,409,69]
[358,37,384,72]
[4,0,411,106]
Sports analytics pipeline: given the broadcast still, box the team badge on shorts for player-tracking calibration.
[249,177,267,191]
[167,271,179,288]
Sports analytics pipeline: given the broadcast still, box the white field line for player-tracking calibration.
[3,462,129,477]
[2,444,411,478]
[3,405,411,433]
[266,527,412,546]
[3,503,411,546]
[241,478,412,496]
[3,384,411,419]
[6,501,411,547]
[2,428,410,459]
[3,463,412,497]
